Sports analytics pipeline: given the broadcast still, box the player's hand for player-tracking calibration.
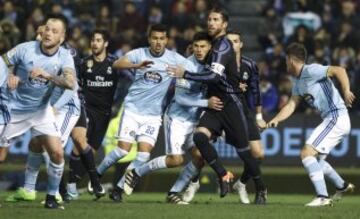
[30,67,50,79]
[136,60,154,69]
[256,119,267,131]
[267,119,279,128]
[344,90,355,108]
[166,65,185,78]
[7,74,21,90]
[208,96,223,111]
[239,82,248,92]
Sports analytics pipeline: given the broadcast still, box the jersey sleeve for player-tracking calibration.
[247,60,262,106]
[61,49,76,71]
[291,82,300,96]
[1,43,27,67]
[307,64,329,82]
[125,48,141,64]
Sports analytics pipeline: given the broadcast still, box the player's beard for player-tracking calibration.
[208,27,222,38]
[93,47,105,57]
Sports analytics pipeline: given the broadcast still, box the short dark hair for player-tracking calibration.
[148,24,168,37]
[209,7,229,22]
[45,14,68,32]
[192,31,212,43]
[227,30,242,40]
[286,42,307,62]
[91,29,110,42]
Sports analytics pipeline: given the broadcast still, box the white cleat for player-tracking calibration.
[232,180,250,204]
[87,181,94,195]
[333,183,355,201]
[182,181,200,203]
[167,193,189,205]
[305,197,333,207]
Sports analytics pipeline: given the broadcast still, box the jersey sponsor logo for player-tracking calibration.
[144,71,162,84]
[210,62,225,76]
[86,75,113,87]
[86,60,94,73]
[28,77,49,88]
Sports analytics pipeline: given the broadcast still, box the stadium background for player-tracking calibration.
[0,0,359,196]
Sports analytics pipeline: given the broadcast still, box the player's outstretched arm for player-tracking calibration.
[267,95,301,128]
[327,66,356,107]
[113,56,153,69]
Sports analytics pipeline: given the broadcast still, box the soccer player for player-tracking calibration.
[0,16,76,209]
[167,8,267,202]
[226,30,266,204]
[121,32,222,204]
[267,42,355,207]
[64,29,118,200]
[94,24,188,202]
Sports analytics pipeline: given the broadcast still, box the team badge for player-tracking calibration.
[87,60,93,73]
[243,71,249,80]
[107,66,112,74]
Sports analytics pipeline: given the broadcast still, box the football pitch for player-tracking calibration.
[0,192,359,219]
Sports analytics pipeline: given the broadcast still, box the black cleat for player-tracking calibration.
[109,187,123,202]
[44,194,65,210]
[124,169,141,195]
[254,189,267,205]
[93,184,106,200]
[219,171,234,198]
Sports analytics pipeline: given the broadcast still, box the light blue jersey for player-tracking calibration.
[0,58,10,125]
[292,63,347,119]
[1,41,75,113]
[166,55,207,123]
[124,48,188,116]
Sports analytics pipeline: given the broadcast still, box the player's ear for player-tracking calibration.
[105,41,109,48]
[239,41,243,49]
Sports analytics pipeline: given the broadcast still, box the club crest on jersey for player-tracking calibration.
[144,71,162,84]
[243,71,249,80]
[107,66,112,74]
[87,60,93,73]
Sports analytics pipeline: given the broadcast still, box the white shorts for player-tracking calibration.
[306,114,351,154]
[3,105,61,146]
[164,115,196,155]
[56,105,80,148]
[117,109,162,146]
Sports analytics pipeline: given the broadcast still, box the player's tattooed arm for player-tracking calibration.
[30,67,76,89]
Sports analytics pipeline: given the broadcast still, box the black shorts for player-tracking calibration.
[198,101,249,149]
[85,107,111,150]
[243,106,261,141]
[75,105,87,128]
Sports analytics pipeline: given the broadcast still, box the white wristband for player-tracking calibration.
[256,113,263,120]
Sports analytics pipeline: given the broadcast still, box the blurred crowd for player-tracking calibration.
[0,0,359,114]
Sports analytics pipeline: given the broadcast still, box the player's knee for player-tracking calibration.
[251,146,265,160]
[72,135,88,150]
[49,147,64,164]
[193,132,209,148]
[166,155,184,167]
[117,141,132,152]
[300,145,317,159]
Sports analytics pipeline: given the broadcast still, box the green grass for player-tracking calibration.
[1,192,359,219]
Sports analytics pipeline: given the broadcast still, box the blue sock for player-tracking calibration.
[24,151,43,191]
[47,161,64,196]
[136,155,166,177]
[97,147,128,175]
[302,156,328,197]
[117,152,150,189]
[319,159,345,189]
[170,161,199,193]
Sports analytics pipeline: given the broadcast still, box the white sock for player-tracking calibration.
[302,156,328,197]
[47,161,64,196]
